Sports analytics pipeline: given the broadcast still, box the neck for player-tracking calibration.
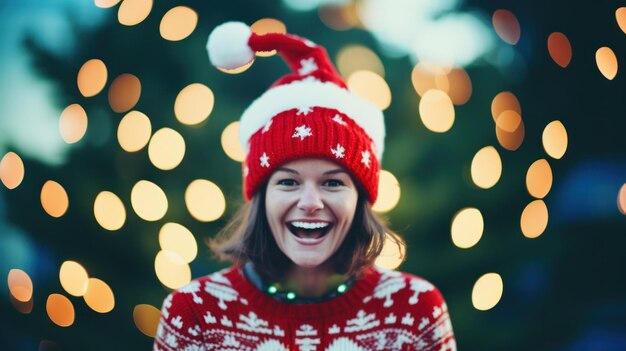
[280,263,347,298]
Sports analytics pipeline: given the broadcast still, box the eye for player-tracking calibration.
[323,179,344,187]
[277,179,298,186]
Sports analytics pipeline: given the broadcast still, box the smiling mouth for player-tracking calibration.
[286,221,333,240]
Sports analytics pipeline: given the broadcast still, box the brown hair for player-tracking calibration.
[208,185,405,281]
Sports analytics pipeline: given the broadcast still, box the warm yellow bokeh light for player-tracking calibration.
[148,128,186,170]
[446,68,472,105]
[59,261,89,297]
[347,70,391,110]
[251,18,287,57]
[84,278,115,313]
[471,146,502,189]
[411,63,449,97]
[618,183,626,215]
[117,111,152,152]
[118,0,153,26]
[77,59,107,97]
[8,269,33,302]
[526,159,553,199]
[372,170,401,213]
[46,294,75,327]
[495,110,522,133]
[492,9,520,45]
[491,91,521,122]
[547,32,572,68]
[542,120,568,159]
[419,89,455,133]
[617,7,626,34]
[133,304,161,337]
[521,200,549,238]
[159,222,198,263]
[596,47,618,80]
[95,0,121,8]
[174,83,214,125]
[451,208,484,249]
[221,122,245,162]
[108,74,141,113]
[94,191,126,231]
[155,250,192,289]
[374,234,405,270]
[160,6,198,41]
[318,4,360,31]
[59,104,88,144]
[472,273,503,311]
[131,180,168,221]
[0,152,25,189]
[337,45,385,78]
[41,180,69,218]
[496,118,525,151]
[185,179,226,222]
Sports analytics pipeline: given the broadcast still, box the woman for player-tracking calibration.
[153,22,456,351]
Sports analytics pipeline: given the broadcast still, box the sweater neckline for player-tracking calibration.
[226,264,381,320]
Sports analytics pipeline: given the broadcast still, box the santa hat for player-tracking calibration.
[206,21,385,203]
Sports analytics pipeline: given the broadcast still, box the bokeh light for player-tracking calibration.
[318,4,360,31]
[595,47,618,80]
[411,63,449,97]
[59,261,89,297]
[108,74,141,113]
[372,170,401,213]
[221,122,245,162]
[11,295,33,314]
[451,208,484,249]
[492,9,520,45]
[491,91,521,122]
[618,183,626,215]
[8,269,33,302]
[77,59,107,97]
[374,234,405,270]
[547,32,572,68]
[83,278,115,313]
[542,120,568,159]
[46,294,75,327]
[41,180,69,218]
[471,146,502,189]
[131,180,168,221]
[159,223,198,263]
[446,68,472,105]
[521,200,549,238]
[251,18,287,57]
[117,110,152,152]
[496,116,525,151]
[154,250,191,289]
[337,45,384,78]
[347,70,391,110]
[419,89,455,133]
[160,6,198,41]
[95,0,121,8]
[174,83,214,125]
[185,179,226,222]
[526,159,553,199]
[133,304,161,337]
[118,0,153,26]
[148,128,185,170]
[0,151,25,189]
[94,191,126,231]
[617,7,626,34]
[59,104,88,144]
[217,60,254,74]
[495,109,522,132]
[472,273,503,311]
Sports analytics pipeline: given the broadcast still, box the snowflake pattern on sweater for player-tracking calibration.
[153,265,456,351]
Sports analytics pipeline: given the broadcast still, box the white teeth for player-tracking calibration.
[290,221,330,230]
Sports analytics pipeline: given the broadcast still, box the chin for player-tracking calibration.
[289,254,327,269]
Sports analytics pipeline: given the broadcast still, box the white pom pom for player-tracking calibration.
[206,22,255,70]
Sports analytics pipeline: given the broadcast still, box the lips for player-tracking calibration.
[286,220,333,244]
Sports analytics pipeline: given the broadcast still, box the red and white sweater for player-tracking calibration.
[153,265,456,351]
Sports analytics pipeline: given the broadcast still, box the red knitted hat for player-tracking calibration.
[206,22,385,203]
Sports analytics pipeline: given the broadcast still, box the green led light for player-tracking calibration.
[286,292,296,300]
[268,285,278,294]
[337,284,347,293]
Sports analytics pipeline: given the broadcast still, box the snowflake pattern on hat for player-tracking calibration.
[298,57,318,75]
[292,125,312,140]
[361,150,371,168]
[331,144,345,159]
[260,152,270,168]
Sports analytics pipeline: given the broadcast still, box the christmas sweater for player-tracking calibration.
[153,265,456,351]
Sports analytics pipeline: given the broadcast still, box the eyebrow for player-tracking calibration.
[274,167,349,175]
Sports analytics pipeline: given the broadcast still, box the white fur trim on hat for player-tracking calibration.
[206,21,255,70]
[239,79,386,160]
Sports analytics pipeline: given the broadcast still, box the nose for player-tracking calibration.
[297,183,324,213]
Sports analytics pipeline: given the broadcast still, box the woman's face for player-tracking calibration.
[265,158,359,269]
